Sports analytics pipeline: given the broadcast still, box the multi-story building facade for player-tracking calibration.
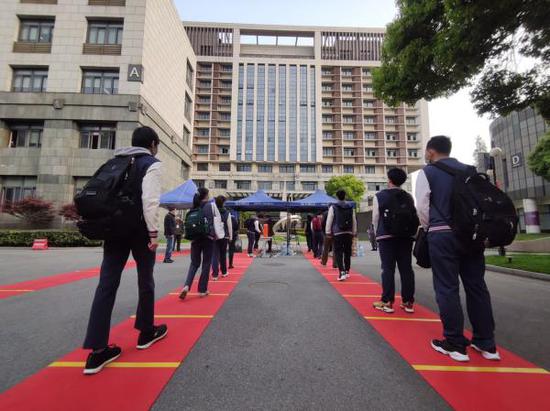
[490,107,550,232]
[184,22,429,203]
[0,0,195,225]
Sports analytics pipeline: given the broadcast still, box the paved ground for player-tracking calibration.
[1,245,549,409]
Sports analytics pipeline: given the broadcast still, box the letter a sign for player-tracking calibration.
[128,65,144,83]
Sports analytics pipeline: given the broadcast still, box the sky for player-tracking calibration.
[174,0,493,164]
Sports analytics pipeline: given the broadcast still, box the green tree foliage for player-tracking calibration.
[325,175,365,206]
[373,0,549,120]
[528,130,550,181]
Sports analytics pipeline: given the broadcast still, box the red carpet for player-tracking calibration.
[0,251,189,300]
[304,253,550,410]
[0,252,252,410]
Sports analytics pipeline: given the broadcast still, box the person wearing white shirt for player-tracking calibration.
[211,195,233,280]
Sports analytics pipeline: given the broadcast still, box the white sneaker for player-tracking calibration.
[212,276,218,281]
[345,271,351,279]
[337,272,346,281]
[248,254,254,258]
[199,291,210,298]
[471,344,501,360]
[221,273,229,278]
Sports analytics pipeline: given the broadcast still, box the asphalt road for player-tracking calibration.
[1,245,549,409]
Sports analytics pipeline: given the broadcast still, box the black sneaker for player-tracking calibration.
[137,324,168,350]
[83,345,122,375]
[163,259,174,263]
[431,339,469,362]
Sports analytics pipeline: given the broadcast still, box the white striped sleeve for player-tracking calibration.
[415,169,431,229]
[141,162,162,237]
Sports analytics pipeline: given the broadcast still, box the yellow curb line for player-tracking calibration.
[412,364,549,374]
[49,361,180,368]
[364,316,441,322]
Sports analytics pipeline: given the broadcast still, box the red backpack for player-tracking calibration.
[312,216,322,232]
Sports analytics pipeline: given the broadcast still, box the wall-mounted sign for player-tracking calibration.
[511,153,523,168]
[128,65,144,83]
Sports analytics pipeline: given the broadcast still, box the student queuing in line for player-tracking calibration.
[163,207,177,263]
[264,215,275,254]
[82,127,167,375]
[372,168,418,314]
[367,224,377,251]
[311,212,324,258]
[254,214,263,251]
[174,216,184,252]
[325,190,357,281]
[415,135,500,362]
[179,187,222,300]
[211,196,233,280]
[305,214,313,253]
[246,214,261,257]
[228,212,240,269]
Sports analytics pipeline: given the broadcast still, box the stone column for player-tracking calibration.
[523,198,541,234]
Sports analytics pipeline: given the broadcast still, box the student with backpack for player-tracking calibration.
[311,213,324,258]
[77,126,167,375]
[415,135,516,362]
[211,196,233,280]
[372,168,418,314]
[325,190,357,281]
[179,187,223,300]
[228,213,240,269]
[245,214,261,257]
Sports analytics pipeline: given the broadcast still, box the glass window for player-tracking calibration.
[387,149,397,157]
[183,127,190,145]
[323,148,334,156]
[219,163,231,172]
[87,20,123,45]
[278,65,287,160]
[407,133,418,141]
[344,132,355,140]
[0,177,37,206]
[245,64,255,161]
[286,181,295,191]
[237,163,252,172]
[258,164,272,173]
[408,149,418,158]
[342,84,353,92]
[236,180,251,190]
[195,180,205,188]
[385,117,396,124]
[219,129,230,137]
[364,116,375,124]
[184,94,193,122]
[8,123,43,148]
[186,61,194,90]
[258,181,272,190]
[302,181,317,191]
[267,64,276,161]
[344,148,355,157]
[366,149,377,157]
[323,131,334,140]
[343,100,353,107]
[300,164,316,173]
[364,132,376,140]
[322,165,333,173]
[344,165,354,173]
[214,180,227,189]
[299,65,308,161]
[82,69,119,94]
[219,146,229,155]
[343,116,354,124]
[197,163,208,171]
[196,128,209,137]
[365,166,376,174]
[256,64,265,161]
[406,117,417,125]
[79,124,116,150]
[280,164,295,173]
[386,133,397,141]
[12,68,48,92]
[19,18,54,43]
[289,65,297,162]
[237,64,244,159]
[196,112,210,120]
[196,145,208,154]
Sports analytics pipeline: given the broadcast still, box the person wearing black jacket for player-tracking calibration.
[228,213,239,269]
[305,214,313,252]
[163,208,177,263]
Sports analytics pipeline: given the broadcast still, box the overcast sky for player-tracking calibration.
[174,0,493,164]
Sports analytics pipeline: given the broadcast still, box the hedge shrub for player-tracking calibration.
[0,230,102,247]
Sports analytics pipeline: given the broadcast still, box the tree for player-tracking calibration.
[59,203,80,222]
[473,135,488,169]
[373,1,549,121]
[3,198,55,228]
[528,130,550,181]
[325,175,366,206]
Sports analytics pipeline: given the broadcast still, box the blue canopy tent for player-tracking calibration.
[225,190,289,212]
[159,179,197,209]
[288,189,338,211]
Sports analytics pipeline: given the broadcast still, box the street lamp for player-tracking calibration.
[489,147,506,256]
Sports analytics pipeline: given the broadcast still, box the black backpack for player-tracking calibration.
[382,190,420,237]
[432,162,518,252]
[334,205,354,232]
[184,204,210,241]
[74,155,141,240]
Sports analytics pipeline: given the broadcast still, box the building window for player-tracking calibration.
[280,164,295,173]
[343,116,354,124]
[12,68,48,92]
[364,116,375,124]
[344,131,355,140]
[363,85,373,93]
[236,180,251,190]
[198,97,211,104]
[406,117,417,125]
[8,123,43,148]
[220,96,231,105]
[322,165,333,173]
[198,80,211,88]
[87,20,123,45]
[219,163,230,172]
[367,182,386,192]
[408,149,419,158]
[184,94,193,122]
[237,163,252,172]
[219,113,231,121]
[0,177,37,206]
[365,166,375,174]
[79,124,116,149]
[195,180,205,188]
[322,84,333,92]
[386,133,397,141]
[407,133,418,141]
[286,181,295,191]
[300,164,316,173]
[364,132,376,140]
[387,149,398,158]
[196,145,208,154]
[385,117,396,124]
[323,131,334,140]
[342,84,353,92]
[81,69,119,94]
[19,18,54,43]
[363,100,374,108]
[196,112,209,121]
[344,148,355,157]
[366,149,377,157]
[214,180,227,189]
[186,60,194,90]
[344,165,354,173]
[219,146,229,155]
[302,181,317,191]
[342,100,353,107]
[197,163,208,171]
[258,181,272,190]
[323,147,334,156]
[258,164,272,173]
[196,128,209,137]
[362,68,371,76]
[341,68,353,76]
[322,115,333,124]
[322,99,333,107]
[183,126,190,145]
[219,129,230,138]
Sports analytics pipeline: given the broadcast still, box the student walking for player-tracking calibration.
[81,126,167,375]
[228,213,239,269]
[174,217,184,252]
[163,208,176,263]
[305,214,313,252]
[246,214,261,257]
[325,190,357,281]
[211,196,233,280]
[367,224,377,251]
[372,168,418,314]
[264,215,275,253]
[415,135,500,362]
[311,213,324,258]
[179,187,222,300]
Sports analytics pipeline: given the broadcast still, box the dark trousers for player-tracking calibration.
[212,238,228,277]
[334,234,353,272]
[378,238,415,304]
[312,231,324,258]
[305,232,312,251]
[185,237,214,293]
[175,235,182,252]
[247,232,256,254]
[164,235,174,261]
[83,233,155,350]
[428,231,496,350]
[228,238,237,266]
[254,232,260,250]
